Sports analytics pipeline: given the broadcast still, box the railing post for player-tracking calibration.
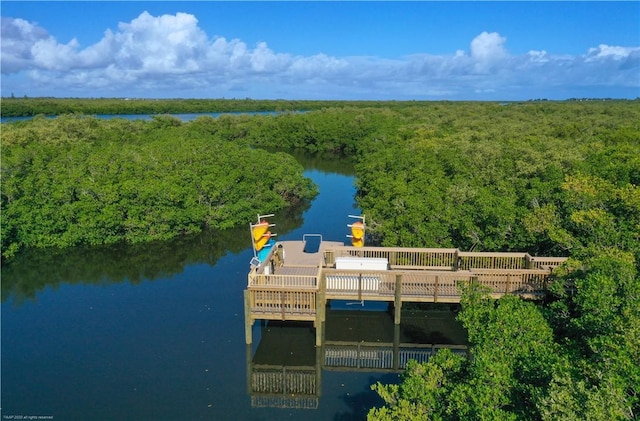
[280,291,286,321]
[317,273,326,323]
[525,254,533,269]
[393,322,400,370]
[394,274,402,325]
[506,273,511,294]
[470,276,479,297]
[325,249,334,267]
[434,275,439,303]
[543,273,549,293]
[315,320,324,347]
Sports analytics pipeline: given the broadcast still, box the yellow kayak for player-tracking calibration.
[351,221,365,240]
[255,231,271,251]
[252,220,269,241]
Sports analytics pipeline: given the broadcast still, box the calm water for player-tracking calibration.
[1,153,466,420]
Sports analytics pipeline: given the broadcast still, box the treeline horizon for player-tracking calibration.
[2,96,638,117]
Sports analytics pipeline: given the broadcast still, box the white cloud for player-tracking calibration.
[111,11,209,73]
[1,12,638,99]
[31,37,81,70]
[586,44,637,62]
[289,53,350,78]
[1,17,50,72]
[528,50,549,63]
[470,32,507,62]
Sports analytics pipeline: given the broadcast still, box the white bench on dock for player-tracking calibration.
[326,257,389,292]
[335,257,389,270]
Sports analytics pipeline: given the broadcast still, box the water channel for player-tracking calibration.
[0,111,284,124]
[1,151,467,420]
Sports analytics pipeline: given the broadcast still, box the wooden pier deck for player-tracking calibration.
[244,240,567,345]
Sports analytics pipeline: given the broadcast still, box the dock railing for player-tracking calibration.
[321,268,551,302]
[324,246,568,272]
[457,251,528,270]
[324,246,458,270]
[527,256,569,270]
[246,288,318,321]
[249,274,317,288]
[472,268,550,296]
[245,244,568,327]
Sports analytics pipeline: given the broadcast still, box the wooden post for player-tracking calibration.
[244,290,253,345]
[246,343,253,395]
[506,273,511,294]
[315,345,323,397]
[316,320,324,347]
[394,274,402,325]
[525,253,533,269]
[317,273,326,323]
[325,249,334,267]
[393,322,400,370]
[316,272,326,347]
[434,275,439,303]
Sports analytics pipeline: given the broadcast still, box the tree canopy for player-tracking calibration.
[1,114,317,258]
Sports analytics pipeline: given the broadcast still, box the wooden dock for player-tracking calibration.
[244,240,567,346]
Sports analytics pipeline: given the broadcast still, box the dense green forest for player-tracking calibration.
[2,99,639,419]
[1,114,317,258]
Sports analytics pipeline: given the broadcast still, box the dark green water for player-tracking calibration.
[1,153,466,420]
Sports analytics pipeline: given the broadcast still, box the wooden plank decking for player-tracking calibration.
[278,240,344,267]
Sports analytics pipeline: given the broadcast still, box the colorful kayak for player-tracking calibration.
[255,231,271,251]
[351,221,365,240]
[257,239,276,262]
[252,220,269,241]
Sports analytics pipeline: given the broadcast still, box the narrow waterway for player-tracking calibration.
[0,111,284,124]
[1,152,466,420]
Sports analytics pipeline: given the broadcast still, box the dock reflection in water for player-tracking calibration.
[246,305,467,409]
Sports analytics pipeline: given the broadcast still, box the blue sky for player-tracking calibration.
[2,1,639,100]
